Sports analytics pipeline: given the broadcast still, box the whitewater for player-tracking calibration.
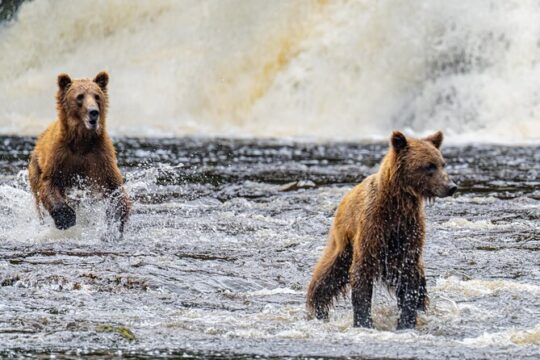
[0,0,540,142]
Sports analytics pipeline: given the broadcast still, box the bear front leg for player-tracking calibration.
[106,188,131,235]
[417,271,429,311]
[396,276,420,330]
[350,264,374,328]
[40,179,76,230]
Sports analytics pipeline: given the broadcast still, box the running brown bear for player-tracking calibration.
[28,71,131,235]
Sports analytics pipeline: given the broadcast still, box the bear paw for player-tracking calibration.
[51,205,76,230]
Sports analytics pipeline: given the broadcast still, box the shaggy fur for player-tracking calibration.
[306,131,456,329]
[28,71,131,235]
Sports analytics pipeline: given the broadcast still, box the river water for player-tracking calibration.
[0,1,539,357]
[0,136,538,358]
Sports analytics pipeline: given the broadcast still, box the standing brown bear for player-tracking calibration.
[306,131,457,329]
[28,71,131,235]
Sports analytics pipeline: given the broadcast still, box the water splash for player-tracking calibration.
[0,138,538,358]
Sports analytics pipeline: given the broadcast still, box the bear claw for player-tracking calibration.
[51,205,76,230]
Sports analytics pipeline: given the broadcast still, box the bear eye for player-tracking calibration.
[425,163,437,174]
[76,94,84,104]
[94,95,100,102]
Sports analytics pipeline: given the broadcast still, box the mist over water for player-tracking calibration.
[0,0,540,141]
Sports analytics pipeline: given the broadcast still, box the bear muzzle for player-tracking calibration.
[445,181,457,197]
[87,109,100,130]
[432,180,458,198]
[447,182,458,196]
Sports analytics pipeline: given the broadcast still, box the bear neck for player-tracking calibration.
[377,151,423,211]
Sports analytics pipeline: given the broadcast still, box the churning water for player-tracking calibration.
[0,0,539,359]
[0,138,538,358]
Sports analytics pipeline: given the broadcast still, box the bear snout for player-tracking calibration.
[446,182,458,197]
[88,109,100,128]
[433,180,457,198]
[89,110,99,123]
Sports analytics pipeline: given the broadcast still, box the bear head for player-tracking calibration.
[56,71,109,134]
[390,130,457,199]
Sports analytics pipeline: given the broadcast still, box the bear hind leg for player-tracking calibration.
[306,240,352,320]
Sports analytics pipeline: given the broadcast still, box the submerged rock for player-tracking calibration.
[96,325,137,341]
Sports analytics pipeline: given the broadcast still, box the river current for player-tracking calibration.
[0,137,538,358]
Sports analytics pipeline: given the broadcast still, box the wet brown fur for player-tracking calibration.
[306,131,453,329]
[28,71,131,234]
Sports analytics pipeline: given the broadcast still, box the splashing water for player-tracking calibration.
[0,0,540,142]
[0,137,538,358]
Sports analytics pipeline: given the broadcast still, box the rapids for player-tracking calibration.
[0,137,538,358]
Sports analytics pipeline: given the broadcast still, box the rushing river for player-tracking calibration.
[0,136,538,358]
[1,0,539,358]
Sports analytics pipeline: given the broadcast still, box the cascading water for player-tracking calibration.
[0,0,539,141]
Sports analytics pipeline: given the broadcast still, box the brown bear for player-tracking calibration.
[306,131,457,329]
[28,71,131,235]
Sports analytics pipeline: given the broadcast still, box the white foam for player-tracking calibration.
[0,166,170,244]
[461,324,540,347]
[0,0,539,142]
[435,276,540,298]
[245,287,302,297]
[441,218,498,230]
[0,179,112,244]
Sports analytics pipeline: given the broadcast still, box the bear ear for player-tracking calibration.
[391,131,408,152]
[425,131,444,149]
[57,73,72,91]
[94,71,109,90]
